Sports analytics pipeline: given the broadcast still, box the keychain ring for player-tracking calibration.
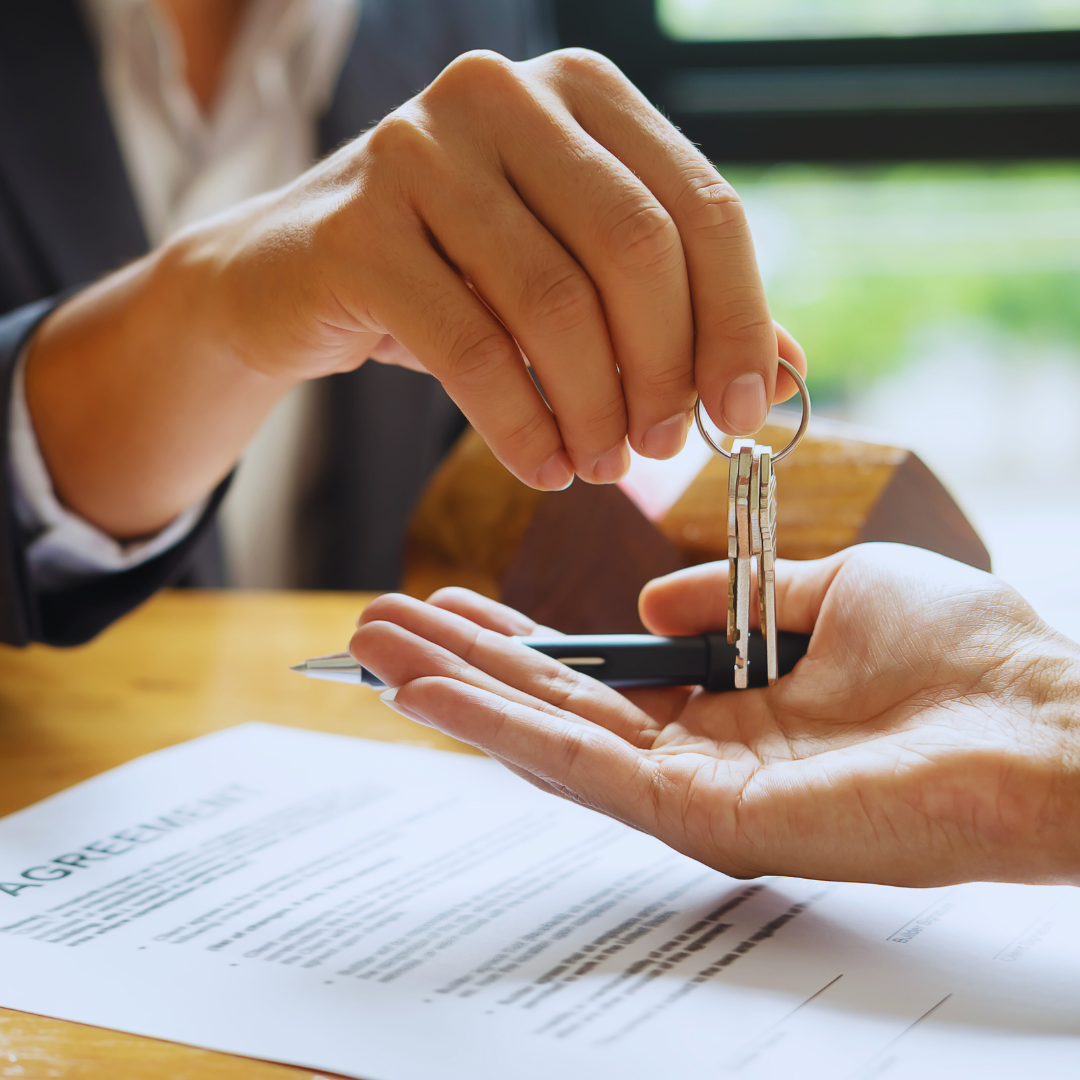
[693,358,810,463]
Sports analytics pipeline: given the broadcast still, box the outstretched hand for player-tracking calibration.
[350,544,1080,887]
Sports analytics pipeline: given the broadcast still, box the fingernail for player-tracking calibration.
[379,687,432,727]
[590,441,630,484]
[721,373,768,436]
[641,412,690,459]
[535,449,574,491]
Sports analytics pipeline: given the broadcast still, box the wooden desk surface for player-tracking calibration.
[0,589,476,1080]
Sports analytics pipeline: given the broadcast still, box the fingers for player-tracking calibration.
[350,50,808,487]
[424,52,697,461]
[638,563,727,638]
[351,215,574,491]
[639,554,850,637]
[417,590,691,728]
[382,676,660,830]
[351,617,584,728]
[388,671,1012,885]
[541,50,776,438]
[353,593,661,747]
[421,164,632,483]
[382,670,841,881]
[349,116,573,492]
[423,587,558,637]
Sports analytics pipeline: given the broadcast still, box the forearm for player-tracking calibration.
[22,45,802,542]
[25,236,300,539]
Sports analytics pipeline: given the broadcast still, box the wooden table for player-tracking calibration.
[0,589,476,1079]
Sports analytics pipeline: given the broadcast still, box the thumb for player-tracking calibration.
[638,553,849,637]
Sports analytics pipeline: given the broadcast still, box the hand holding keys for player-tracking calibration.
[697,358,810,688]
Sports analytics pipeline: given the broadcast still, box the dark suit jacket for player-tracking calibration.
[0,0,555,647]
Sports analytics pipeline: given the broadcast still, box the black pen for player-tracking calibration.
[291,631,809,692]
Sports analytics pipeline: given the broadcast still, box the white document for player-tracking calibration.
[0,723,1077,1079]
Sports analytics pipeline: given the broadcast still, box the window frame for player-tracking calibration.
[553,0,1080,161]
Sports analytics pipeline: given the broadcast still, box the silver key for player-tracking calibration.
[757,447,778,685]
[726,438,741,644]
[695,354,811,691]
[734,440,755,688]
[750,446,763,560]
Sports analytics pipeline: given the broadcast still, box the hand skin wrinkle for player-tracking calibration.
[348,545,1080,886]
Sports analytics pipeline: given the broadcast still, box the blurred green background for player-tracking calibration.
[558,0,1080,624]
[642,2,1080,405]
[725,161,1080,403]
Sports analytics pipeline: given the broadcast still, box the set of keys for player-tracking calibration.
[695,358,811,689]
[727,438,777,687]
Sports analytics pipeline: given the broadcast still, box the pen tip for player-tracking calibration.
[289,664,307,673]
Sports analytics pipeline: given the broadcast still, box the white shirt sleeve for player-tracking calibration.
[8,343,209,594]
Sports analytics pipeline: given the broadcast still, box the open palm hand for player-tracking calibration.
[350,544,1080,887]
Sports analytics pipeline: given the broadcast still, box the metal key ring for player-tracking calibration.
[693,357,810,463]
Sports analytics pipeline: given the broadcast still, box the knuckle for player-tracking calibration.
[524,266,597,333]
[604,200,681,276]
[712,288,774,341]
[428,49,519,103]
[677,176,752,243]
[493,406,552,459]
[545,47,621,86]
[637,359,694,397]
[570,391,626,444]
[589,392,628,430]
[444,324,517,387]
[364,107,432,167]
[536,665,590,712]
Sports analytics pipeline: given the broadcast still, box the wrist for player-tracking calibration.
[152,223,295,390]
[999,627,1080,885]
[27,234,298,538]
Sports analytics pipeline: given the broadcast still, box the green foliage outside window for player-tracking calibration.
[725,163,1080,400]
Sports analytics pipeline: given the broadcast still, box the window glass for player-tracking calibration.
[728,162,1080,620]
[658,0,1080,41]
[735,163,1080,399]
